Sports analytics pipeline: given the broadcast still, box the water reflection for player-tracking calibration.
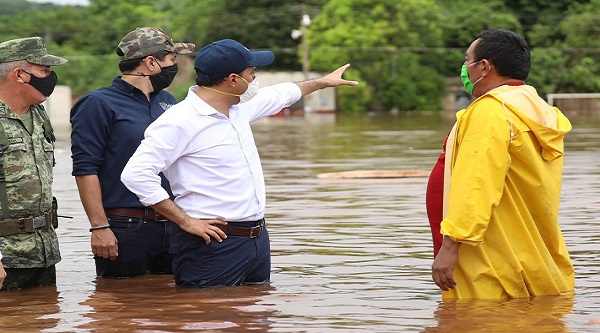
[422,296,576,333]
[0,286,60,331]
[77,276,276,332]
[2,113,598,332]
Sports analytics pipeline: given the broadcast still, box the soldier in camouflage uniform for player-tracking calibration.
[71,28,194,278]
[0,37,67,290]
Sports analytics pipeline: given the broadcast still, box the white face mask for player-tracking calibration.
[237,75,259,103]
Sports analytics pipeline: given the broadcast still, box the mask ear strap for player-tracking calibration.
[201,85,242,98]
[235,74,250,85]
[18,68,32,81]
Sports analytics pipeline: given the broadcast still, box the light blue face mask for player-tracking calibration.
[460,61,483,95]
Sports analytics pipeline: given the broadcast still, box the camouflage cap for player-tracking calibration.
[116,27,195,61]
[0,37,68,66]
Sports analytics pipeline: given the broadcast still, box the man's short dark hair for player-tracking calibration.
[195,70,244,87]
[118,50,171,73]
[474,29,531,81]
[195,75,225,87]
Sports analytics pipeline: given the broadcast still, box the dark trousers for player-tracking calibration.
[95,215,174,278]
[172,220,271,288]
[1,265,56,291]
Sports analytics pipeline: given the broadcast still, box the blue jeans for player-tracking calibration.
[171,220,271,288]
[95,215,174,278]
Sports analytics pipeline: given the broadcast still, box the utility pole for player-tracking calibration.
[300,4,310,82]
[291,4,312,113]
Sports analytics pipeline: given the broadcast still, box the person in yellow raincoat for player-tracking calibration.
[430,28,574,299]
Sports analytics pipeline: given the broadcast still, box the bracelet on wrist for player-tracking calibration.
[89,224,111,232]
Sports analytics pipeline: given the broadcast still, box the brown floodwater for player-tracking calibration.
[1,112,598,333]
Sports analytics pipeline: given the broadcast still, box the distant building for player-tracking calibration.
[443,78,600,117]
[43,85,72,132]
[548,93,600,116]
[261,71,337,115]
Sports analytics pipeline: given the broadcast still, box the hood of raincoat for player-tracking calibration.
[486,85,572,161]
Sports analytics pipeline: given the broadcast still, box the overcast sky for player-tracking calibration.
[27,0,90,6]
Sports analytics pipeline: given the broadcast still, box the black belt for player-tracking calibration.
[104,208,168,221]
[216,219,265,238]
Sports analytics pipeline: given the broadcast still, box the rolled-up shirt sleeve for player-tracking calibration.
[70,95,111,176]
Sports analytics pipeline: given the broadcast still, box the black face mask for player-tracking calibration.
[21,69,58,97]
[149,63,178,92]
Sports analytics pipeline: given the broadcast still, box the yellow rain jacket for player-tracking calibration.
[441,85,574,299]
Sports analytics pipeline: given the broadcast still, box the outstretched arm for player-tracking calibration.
[296,63,359,96]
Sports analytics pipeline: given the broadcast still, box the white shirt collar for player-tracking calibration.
[187,86,220,116]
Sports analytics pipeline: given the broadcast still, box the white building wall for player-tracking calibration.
[261,71,337,113]
[43,85,72,132]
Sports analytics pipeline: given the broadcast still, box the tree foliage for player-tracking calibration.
[555,0,600,92]
[155,0,221,52]
[433,1,522,78]
[0,0,60,15]
[0,0,597,111]
[199,0,327,70]
[309,0,446,112]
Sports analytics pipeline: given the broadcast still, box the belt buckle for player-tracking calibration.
[154,210,168,222]
[33,216,46,229]
[249,225,262,239]
[33,216,46,228]
[148,209,168,222]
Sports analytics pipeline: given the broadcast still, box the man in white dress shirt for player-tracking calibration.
[121,39,358,288]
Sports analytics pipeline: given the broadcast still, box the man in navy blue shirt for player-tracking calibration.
[70,27,194,278]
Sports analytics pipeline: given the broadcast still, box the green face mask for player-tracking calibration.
[460,61,482,95]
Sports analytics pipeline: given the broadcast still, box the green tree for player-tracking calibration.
[558,57,600,93]
[75,0,170,55]
[199,0,327,70]
[49,0,187,97]
[309,0,446,112]
[500,0,598,94]
[51,45,119,98]
[555,0,600,92]
[156,0,220,51]
[0,0,61,16]
[527,48,567,96]
[2,0,598,109]
[435,1,522,77]
[560,0,600,50]
[504,0,588,33]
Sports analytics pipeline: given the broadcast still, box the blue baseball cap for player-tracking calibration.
[194,39,274,81]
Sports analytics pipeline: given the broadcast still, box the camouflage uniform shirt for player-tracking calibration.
[0,100,60,268]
